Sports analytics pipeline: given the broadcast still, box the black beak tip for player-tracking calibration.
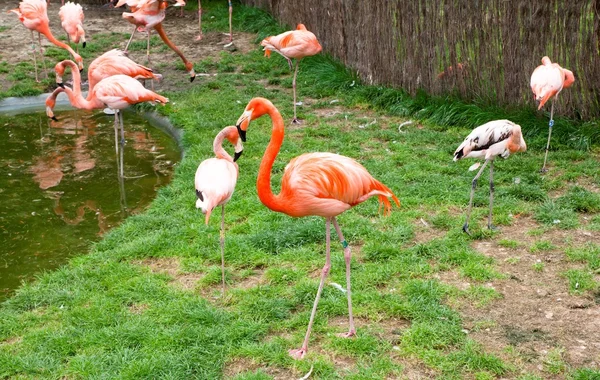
[236,125,247,142]
[79,68,84,73]
[57,83,65,89]
[51,116,58,121]
[82,42,87,48]
[233,150,243,162]
[190,76,195,83]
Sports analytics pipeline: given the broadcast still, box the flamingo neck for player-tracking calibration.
[40,27,81,64]
[257,103,286,213]
[60,61,101,109]
[153,23,193,72]
[213,129,233,162]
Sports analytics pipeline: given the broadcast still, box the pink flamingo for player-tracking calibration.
[116,0,196,81]
[10,0,84,81]
[45,68,168,177]
[59,1,86,53]
[261,24,322,124]
[195,126,243,295]
[235,98,400,360]
[530,56,575,172]
[453,120,527,234]
[48,50,162,115]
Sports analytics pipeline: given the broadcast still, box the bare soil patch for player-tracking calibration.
[223,356,298,380]
[133,257,203,290]
[438,216,600,376]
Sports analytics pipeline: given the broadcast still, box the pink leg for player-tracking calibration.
[228,1,233,42]
[124,25,137,54]
[220,204,226,296]
[30,31,39,82]
[289,218,332,360]
[37,33,48,79]
[291,60,300,124]
[332,217,356,338]
[195,0,203,41]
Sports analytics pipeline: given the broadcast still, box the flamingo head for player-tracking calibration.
[224,126,244,162]
[74,54,84,72]
[45,94,59,121]
[235,97,273,142]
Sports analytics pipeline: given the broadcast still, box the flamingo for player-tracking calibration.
[59,1,86,53]
[195,126,243,296]
[10,0,84,82]
[530,56,575,172]
[45,69,168,177]
[235,97,400,360]
[48,50,162,115]
[116,0,196,81]
[453,120,527,235]
[261,24,322,124]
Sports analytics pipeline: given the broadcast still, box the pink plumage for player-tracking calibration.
[59,2,86,47]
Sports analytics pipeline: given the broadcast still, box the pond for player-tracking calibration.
[0,105,181,301]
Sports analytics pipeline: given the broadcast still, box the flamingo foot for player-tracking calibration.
[540,167,548,173]
[291,118,302,125]
[462,223,471,236]
[288,348,307,360]
[195,34,203,41]
[337,330,356,338]
[488,224,498,231]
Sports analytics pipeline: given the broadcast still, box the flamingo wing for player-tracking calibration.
[454,120,517,161]
[280,152,398,217]
[93,75,168,109]
[13,0,49,31]
[59,2,85,43]
[530,64,563,109]
[261,30,322,59]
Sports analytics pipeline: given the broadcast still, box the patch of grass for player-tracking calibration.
[529,240,557,253]
[461,285,502,307]
[498,239,519,249]
[569,368,600,379]
[544,348,567,375]
[557,186,600,213]
[565,244,600,271]
[532,262,545,272]
[563,269,598,295]
[534,200,580,229]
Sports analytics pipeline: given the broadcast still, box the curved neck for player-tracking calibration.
[57,61,101,110]
[213,129,233,162]
[257,104,286,212]
[153,23,191,70]
[40,28,80,64]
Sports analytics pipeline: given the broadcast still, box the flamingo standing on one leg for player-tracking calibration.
[10,0,84,82]
[59,2,86,53]
[47,51,162,116]
[45,70,168,177]
[235,98,400,360]
[453,120,527,235]
[530,56,575,172]
[261,24,322,124]
[195,126,243,296]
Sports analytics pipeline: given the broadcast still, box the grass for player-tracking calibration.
[1,1,600,378]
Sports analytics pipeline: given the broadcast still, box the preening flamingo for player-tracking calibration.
[116,0,196,81]
[48,50,162,115]
[195,126,243,296]
[45,69,168,177]
[10,0,84,81]
[261,24,322,124]
[59,1,86,53]
[235,97,400,360]
[454,120,527,235]
[530,56,575,172]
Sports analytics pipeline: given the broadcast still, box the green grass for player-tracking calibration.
[1,1,600,378]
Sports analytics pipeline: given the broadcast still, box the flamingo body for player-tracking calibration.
[59,2,86,46]
[454,120,526,234]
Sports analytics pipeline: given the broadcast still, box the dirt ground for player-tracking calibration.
[1,1,256,93]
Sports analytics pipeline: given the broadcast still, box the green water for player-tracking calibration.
[0,109,181,301]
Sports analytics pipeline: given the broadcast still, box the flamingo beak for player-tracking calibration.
[233,139,243,162]
[83,41,87,48]
[233,150,243,162]
[235,110,251,142]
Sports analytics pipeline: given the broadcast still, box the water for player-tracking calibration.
[0,108,181,301]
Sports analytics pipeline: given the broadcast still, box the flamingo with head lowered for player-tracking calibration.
[235,97,400,360]
[10,0,84,81]
[59,1,86,53]
[530,56,575,172]
[195,126,243,296]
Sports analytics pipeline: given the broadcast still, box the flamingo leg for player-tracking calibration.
[113,111,119,156]
[292,60,300,124]
[146,32,155,90]
[332,217,356,338]
[30,31,39,82]
[119,110,125,178]
[195,0,203,41]
[488,160,495,230]
[228,0,233,42]
[462,159,489,235]
[289,217,332,360]
[124,25,137,54]
[540,98,555,173]
[220,203,226,296]
[37,33,48,79]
